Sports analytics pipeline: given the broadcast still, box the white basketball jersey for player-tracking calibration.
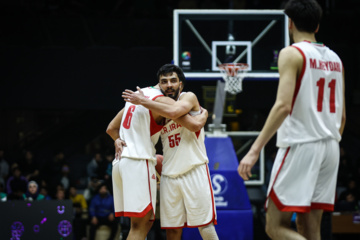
[120,87,163,161]
[277,41,343,148]
[160,92,208,177]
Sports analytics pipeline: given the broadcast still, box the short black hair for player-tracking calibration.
[284,0,322,33]
[157,64,186,87]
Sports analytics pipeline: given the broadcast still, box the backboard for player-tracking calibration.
[173,9,289,80]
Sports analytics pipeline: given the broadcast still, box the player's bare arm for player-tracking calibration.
[106,108,127,159]
[122,87,197,119]
[340,68,346,135]
[154,94,207,132]
[175,108,208,132]
[237,46,302,180]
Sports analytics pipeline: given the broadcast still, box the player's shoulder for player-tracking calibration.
[179,91,197,100]
[142,86,164,98]
[280,45,303,57]
[279,46,303,65]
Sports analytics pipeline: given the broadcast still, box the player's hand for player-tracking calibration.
[200,107,208,118]
[122,86,145,105]
[237,150,259,181]
[114,138,126,160]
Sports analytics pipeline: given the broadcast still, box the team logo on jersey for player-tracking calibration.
[151,174,156,180]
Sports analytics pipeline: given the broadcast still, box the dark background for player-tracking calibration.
[0,0,359,179]
[1,1,359,239]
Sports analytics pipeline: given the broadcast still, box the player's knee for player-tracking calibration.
[265,222,274,239]
[265,214,277,238]
[198,224,219,240]
[130,219,147,231]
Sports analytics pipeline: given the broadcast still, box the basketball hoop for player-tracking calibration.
[218,63,249,94]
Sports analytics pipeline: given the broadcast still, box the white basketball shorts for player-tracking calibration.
[112,157,157,220]
[160,163,217,228]
[266,138,339,212]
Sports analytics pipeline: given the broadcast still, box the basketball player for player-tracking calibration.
[237,1,346,240]
[106,86,207,239]
[123,64,219,240]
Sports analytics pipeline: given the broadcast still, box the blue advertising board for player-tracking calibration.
[182,137,253,240]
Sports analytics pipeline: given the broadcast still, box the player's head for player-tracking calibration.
[284,0,322,38]
[157,64,186,100]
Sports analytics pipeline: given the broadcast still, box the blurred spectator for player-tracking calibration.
[69,185,88,211]
[55,187,66,200]
[87,152,107,181]
[59,164,71,190]
[337,146,353,186]
[43,150,68,190]
[18,150,41,182]
[23,180,45,201]
[0,149,10,187]
[89,183,118,240]
[341,178,359,197]
[0,182,7,202]
[83,176,102,205]
[103,151,114,193]
[69,185,88,240]
[335,191,359,212]
[6,166,28,200]
[40,186,52,200]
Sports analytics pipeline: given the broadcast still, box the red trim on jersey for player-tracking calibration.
[146,160,156,219]
[115,203,152,218]
[149,110,164,136]
[290,46,306,115]
[269,189,334,213]
[152,94,164,101]
[264,147,290,211]
[161,164,217,230]
[195,130,201,138]
[205,164,217,226]
[269,190,311,213]
[115,159,156,219]
[311,202,334,211]
[265,147,335,213]
[161,218,217,229]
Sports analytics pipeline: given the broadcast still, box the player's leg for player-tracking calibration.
[265,199,306,240]
[127,210,153,240]
[166,228,183,240]
[160,175,186,228]
[198,223,219,240]
[296,209,323,240]
[182,164,217,227]
[296,139,338,240]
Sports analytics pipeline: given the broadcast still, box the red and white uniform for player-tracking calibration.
[160,92,217,228]
[112,87,163,220]
[267,41,344,212]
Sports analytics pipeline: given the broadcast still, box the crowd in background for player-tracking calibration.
[0,148,125,240]
[0,141,359,239]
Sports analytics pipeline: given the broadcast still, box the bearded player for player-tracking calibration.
[107,83,207,239]
[123,64,218,240]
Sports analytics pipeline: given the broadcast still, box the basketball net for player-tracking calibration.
[219,63,249,95]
